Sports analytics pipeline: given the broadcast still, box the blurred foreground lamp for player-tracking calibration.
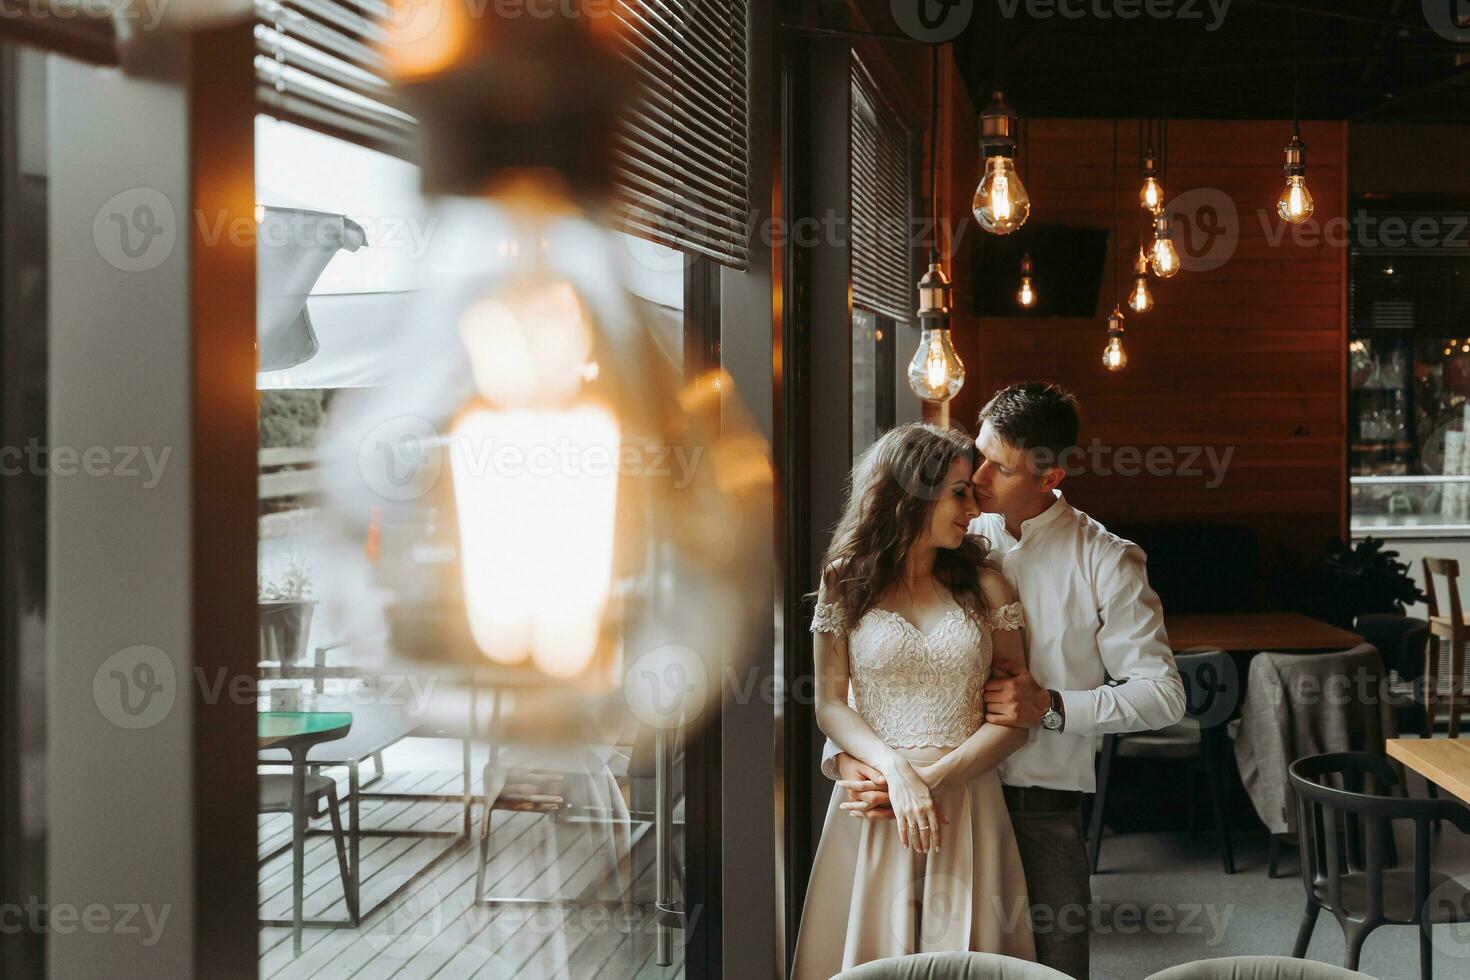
[1102,305,1128,372]
[325,5,766,699]
[1149,212,1181,278]
[972,92,1030,235]
[908,263,965,402]
[1128,248,1154,313]
[1016,252,1037,309]
[1277,126,1315,224]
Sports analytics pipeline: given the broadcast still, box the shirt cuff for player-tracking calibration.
[819,738,841,780]
[1058,688,1098,736]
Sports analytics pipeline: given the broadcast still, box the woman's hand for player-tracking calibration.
[882,752,943,853]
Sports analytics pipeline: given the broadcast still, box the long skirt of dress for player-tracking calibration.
[791,747,1035,979]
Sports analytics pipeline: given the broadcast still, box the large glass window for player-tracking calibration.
[253,117,698,976]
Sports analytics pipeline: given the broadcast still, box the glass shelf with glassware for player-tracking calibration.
[1351,475,1470,537]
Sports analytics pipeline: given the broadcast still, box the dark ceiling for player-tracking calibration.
[942,0,1470,123]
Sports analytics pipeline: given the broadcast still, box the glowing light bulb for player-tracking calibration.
[908,325,965,401]
[1129,275,1154,313]
[973,155,1031,235]
[1128,248,1154,312]
[1103,305,1127,372]
[451,275,617,679]
[1151,237,1180,278]
[1277,132,1314,224]
[1140,178,1164,215]
[1277,174,1315,224]
[1149,214,1180,278]
[1016,253,1037,309]
[1139,152,1163,215]
[908,262,964,401]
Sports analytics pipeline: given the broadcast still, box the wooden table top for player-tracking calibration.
[1166,612,1363,654]
[1387,738,1470,805]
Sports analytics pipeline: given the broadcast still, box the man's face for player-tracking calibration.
[972,420,1058,519]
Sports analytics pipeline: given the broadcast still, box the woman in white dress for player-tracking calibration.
[792,422,1035,978]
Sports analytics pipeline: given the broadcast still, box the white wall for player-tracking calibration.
[47,52,194,977]
[1353,534,1470,618]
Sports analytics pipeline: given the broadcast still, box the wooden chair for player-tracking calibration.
[1421,557,1470,737]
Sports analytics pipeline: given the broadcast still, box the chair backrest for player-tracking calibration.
[1352,614,1429,680]
[834,951,1072,980]
[1144,954,1375,979]
[1174,649,1240,728]
[1288,752,1470,928]
[1423,556,1463,625]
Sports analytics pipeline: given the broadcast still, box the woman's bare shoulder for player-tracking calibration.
[978,565,1018,607]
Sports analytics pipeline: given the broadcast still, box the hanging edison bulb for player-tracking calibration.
[1017,252,1037,309]
[972,92,1031,235]
[1128,248,1154,313]
[1149,212,1181,278]
[1138,151,1164,215]
[319,7,769,740]
[1103,305,1128,372]
[908,263,965,401]
[1277,131,1315,224]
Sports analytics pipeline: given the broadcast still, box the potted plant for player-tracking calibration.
[1318,537,1427,628]
[258,552,315,665]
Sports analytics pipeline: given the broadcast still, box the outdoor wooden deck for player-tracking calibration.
[258,768,682,980]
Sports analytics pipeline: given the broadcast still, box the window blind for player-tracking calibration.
[850,58,914,324]
[613,0,751,270]
[0,2,115,65]
[253,0,417,158]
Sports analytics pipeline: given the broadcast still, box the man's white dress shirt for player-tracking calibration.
[821,490,1186,793]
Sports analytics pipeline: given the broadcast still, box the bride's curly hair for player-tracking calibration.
[817,422,993,628]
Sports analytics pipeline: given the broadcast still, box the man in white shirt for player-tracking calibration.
[826,383,1186,978]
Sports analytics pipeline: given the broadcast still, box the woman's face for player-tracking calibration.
[920,455,980,551]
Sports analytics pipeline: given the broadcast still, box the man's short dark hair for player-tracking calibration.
[977,383,1080,469]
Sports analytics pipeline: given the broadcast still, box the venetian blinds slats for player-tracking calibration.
[851,60,914,324]
[613,0,751,269]
[253,0,417,158]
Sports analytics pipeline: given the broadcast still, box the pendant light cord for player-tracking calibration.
[1112,117,1119,305]
[930,43,941,266]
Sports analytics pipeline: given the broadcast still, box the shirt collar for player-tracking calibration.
[1018,490,1070,534]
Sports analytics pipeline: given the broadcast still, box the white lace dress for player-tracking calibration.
[791,601,1036,977]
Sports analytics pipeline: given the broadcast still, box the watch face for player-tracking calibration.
[1042,709,1061,731]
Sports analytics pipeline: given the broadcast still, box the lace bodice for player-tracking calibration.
[810,601,1024,749]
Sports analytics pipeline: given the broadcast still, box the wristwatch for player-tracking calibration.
[1040,690,1065,732]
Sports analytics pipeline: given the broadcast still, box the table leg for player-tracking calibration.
[292,750,306,957]
[349,761,361,925]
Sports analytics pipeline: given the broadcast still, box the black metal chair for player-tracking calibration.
[1288,752,1470,979]
[258,772,352,948]
[1089,649,1239,874]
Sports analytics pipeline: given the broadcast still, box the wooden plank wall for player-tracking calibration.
[944,118,1348,579]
